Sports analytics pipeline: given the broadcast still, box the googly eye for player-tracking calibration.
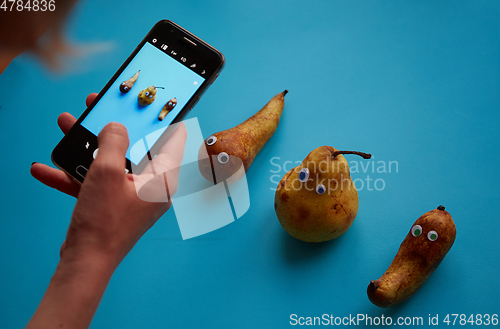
[427,230,438,241]
[298,168,310,182]
[123,86,128,91]
[217,152,229,164]
[411,225,422,237]
[206,135,217,146]
[145,91,150,96]
[149,95,153,98]
[316,184,326,194]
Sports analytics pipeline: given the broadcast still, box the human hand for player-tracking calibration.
[31,93,187,264]
[30,93,99,198]
[27,93,186,329]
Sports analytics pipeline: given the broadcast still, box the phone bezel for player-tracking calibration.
[52,20,224,184]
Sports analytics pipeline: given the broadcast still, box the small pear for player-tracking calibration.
[119,70,140,93]
[367,206,456,307]
[158,97,177,121]
[275,146,371,242]
[138,85,164,106]
[198,90,287,183]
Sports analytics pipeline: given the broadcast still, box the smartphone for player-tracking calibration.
[52,20,224,183]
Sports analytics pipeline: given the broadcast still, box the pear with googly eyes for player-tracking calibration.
[198,90,287,183]
[119,70,140,93]
[274,146,371,242]
[138,85,164,106]
[367,205,456,308]
[158,97,177,121]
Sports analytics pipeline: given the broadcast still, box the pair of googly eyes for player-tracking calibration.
[205,136,230,164]
[411,225,438,241]
[298,168,326,194]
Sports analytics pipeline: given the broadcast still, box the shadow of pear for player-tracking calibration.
[280,229,344,265]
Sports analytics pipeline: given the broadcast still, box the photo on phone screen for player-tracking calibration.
[52,20,224,183]
[81,41,205,165]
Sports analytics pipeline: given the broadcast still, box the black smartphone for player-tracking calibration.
[52,20,224,183]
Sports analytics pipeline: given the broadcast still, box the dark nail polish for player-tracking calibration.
[31,162,37,166]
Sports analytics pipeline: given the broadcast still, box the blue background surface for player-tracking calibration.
[1,0,499,328]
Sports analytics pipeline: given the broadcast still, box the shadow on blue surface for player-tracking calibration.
[280,229,344,264]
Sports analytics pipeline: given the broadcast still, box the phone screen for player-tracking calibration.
[81,41,205,165]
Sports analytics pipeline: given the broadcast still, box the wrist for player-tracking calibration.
[59,223,134,271]
[26,246,119,328]
[57,244,120,281]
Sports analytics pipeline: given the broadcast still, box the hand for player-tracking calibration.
[30,93,100,198]
[31,93,187,262]
[27,93,187,329]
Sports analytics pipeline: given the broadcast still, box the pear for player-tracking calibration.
[198,90,287,183]
[119,70,140,93]
[138,85,164,106]
[274,146,371,242]
[367,206,456,307]
[158,97,177,121]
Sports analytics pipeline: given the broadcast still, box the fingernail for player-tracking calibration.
[31,162,37,166]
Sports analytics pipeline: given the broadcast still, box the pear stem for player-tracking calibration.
[332,150,372,159]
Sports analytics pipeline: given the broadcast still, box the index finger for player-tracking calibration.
[86,93,98,107]
[57,93,98,135]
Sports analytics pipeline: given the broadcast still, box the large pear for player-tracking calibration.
[275,146,371,242]
[138,86,164,106]
[198,90,287,183]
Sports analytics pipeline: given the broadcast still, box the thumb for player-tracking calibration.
[93,122,129,173]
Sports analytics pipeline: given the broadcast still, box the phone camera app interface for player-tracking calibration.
[81,41,205,165]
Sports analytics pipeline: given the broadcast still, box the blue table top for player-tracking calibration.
[1,1,499,328]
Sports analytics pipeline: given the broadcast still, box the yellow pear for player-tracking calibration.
[138,85,164,106]
[275,146,371,242]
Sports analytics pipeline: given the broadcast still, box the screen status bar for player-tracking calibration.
[149,37,208,78]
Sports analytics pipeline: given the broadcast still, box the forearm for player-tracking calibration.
[26,250,119,329]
